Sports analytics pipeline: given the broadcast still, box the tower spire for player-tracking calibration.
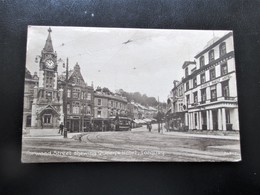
[43,27,54,52]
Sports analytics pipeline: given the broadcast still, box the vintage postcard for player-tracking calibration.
[22,26,241,162]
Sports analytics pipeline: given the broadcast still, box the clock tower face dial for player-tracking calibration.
[45,59,55,69]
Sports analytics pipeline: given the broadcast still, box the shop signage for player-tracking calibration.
[221,75,231,82]
[70,116,80,119]
[201,75,231,89]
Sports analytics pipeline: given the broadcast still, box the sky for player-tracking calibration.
[26,26,230,102]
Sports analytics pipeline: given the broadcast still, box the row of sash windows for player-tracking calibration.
[186,80,230,106]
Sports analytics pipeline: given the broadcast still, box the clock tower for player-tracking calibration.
[39,27,58,92]
[31,27,64,128]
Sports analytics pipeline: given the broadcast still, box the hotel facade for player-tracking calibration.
[182,32,239,131]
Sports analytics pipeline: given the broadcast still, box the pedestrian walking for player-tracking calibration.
[111,123,115,131]
[90,122,94,131]
[41,118,43,129]
[59,122,64,135]
[148,123,152,132]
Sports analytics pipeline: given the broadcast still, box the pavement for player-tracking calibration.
[23,126,240,141]
[163,130,239,140]
[23,128,82,139]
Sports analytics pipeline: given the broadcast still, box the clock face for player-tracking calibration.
[45,59,55,69]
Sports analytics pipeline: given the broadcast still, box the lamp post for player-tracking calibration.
[81,104,86,132]
[35,55,42,63]
[58,57,69,138]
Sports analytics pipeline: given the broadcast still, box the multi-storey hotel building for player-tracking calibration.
[183,32,239,131]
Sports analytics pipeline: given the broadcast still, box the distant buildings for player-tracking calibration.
[127,101,157,120]
[167,32,239,131]
[127,101,139,119]
[147,106,158,119]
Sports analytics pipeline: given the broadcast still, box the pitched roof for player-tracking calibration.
[36,104,60,116]
[25,68,32,79]
[68,65,86,84]
[43,27,54,53]
[194,32,233,59]
[182,61,196,69]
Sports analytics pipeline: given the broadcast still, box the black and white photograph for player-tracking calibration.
[22,26,241,162]
[3,0,260,194]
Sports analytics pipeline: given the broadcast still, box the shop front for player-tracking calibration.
[66,115,92,132]
[186,102,239,131]
[92,118,112,131]
[166,112,186,131]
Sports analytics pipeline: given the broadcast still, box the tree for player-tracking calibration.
[155,111,165,133]
[102,87,110,93]
[115,89,159,107]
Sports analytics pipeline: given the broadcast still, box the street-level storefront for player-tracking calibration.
[92,118,111,131]
[166,112,186,131]
[185,101,239,131]
[68,117,80,132]
[66,115,92,132]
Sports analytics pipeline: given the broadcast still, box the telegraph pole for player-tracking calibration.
[157,96,160,133]
[63,57,69,138]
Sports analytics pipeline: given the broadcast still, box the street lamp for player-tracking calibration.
[81,104,86,132]
[35,55,42,63]
[58,57,69,138]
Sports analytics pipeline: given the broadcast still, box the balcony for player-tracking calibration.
[190,102,199,107]
[224,96,236,100]
[210,97,217,102]
[200,100,206,104]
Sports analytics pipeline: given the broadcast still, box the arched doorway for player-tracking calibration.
[38,105,60,128]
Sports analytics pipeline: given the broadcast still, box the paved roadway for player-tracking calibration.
[22,126,241,162]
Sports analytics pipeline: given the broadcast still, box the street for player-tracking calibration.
[22,126,241,162]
